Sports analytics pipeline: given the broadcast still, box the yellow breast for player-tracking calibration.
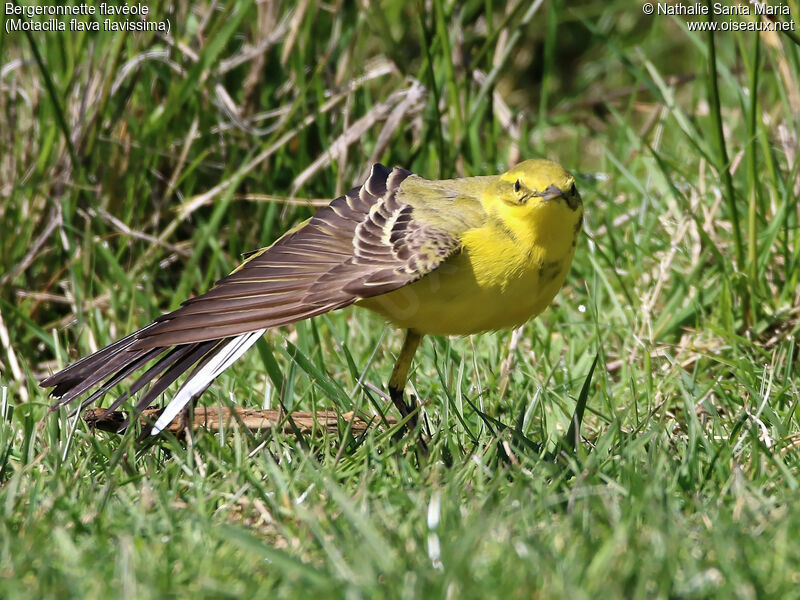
[358,200,580,336]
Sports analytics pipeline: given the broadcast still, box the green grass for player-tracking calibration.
[2,1,800,597]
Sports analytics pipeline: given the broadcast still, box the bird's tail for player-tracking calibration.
[42,326,266,435]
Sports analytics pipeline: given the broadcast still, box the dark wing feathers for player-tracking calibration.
[42,163,471,420]
[127,163,463,350]
[47,326,159,403]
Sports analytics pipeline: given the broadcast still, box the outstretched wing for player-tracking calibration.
[42,164,482,433]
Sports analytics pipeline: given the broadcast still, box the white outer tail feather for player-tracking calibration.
[150,329,268,435]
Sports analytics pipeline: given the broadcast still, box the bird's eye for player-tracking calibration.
[513,179,521,194]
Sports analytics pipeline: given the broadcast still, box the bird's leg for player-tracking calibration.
[388,329,422,431]
[178,401,195,440]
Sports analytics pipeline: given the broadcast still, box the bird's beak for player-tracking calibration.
[534,185,564,201]
[534,184,582,210]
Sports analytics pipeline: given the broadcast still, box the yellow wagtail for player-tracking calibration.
[43,159,583,436]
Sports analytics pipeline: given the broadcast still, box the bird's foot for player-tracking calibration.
[388,386,428,454]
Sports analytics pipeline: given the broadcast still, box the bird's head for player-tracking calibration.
[485,159,583,243]
[496,159,581,211]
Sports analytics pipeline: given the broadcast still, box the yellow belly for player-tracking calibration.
[357,240,575,336]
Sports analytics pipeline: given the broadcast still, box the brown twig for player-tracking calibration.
[82,406,394,437]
